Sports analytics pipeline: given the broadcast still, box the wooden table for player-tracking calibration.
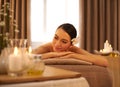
[106,56,120,87]
[0,66,81,84]
[0,66,90,87]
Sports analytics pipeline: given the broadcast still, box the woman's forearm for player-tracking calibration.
[74,54,109,67]
[62,53,109,67]
[41,51,73,59]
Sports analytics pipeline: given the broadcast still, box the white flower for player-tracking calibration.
[15,29,19,33]
[0,2,19,36]
[0,2,19,51]
[71,36,79,45]
[0,21,5,26]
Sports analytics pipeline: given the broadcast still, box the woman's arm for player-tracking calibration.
[41,51,73,59]
[32,44,108,67]
[32,43,73,59]
[66,46,109,67]
[62,53,108,67]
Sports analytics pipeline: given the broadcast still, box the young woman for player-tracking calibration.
[32,23,108,67]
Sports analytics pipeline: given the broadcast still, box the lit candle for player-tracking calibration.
[28,46,32,54]
[8,47,22,72]
[23,46,32,66]
[28,46,34,58]
[102,40,113,53]
[22,46,33,68]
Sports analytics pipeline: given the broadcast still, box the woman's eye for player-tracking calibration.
[62,40,67,44]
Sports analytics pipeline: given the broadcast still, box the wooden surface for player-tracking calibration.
[0,66,81,84]
[106,56,120,87]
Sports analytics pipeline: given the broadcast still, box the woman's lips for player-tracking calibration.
[54,47,63,51]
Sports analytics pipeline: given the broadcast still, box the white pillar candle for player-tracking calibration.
[28,46,32,54]
[8,47,22,72]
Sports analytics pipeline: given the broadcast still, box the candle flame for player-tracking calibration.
[28,46,32,53]
[14,47,18,55]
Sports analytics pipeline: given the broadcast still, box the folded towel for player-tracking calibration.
[43,58,93,65]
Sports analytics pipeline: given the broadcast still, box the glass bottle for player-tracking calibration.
[27,55,45,75]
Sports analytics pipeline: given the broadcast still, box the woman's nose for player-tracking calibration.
[55,40,61,47]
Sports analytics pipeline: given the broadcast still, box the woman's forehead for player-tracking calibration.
[55,28,71,40]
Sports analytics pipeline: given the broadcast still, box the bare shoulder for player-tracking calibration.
[32,42,52,54]
[41,42,52,47]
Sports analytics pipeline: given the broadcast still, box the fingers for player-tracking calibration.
[57,52,73,57]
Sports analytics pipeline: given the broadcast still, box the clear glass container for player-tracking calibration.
[7,48,26,76]
[27,55,45,75]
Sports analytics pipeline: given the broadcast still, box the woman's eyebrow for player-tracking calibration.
[55,34,69,42]
[61,39,69,42]
[54,34,58,37]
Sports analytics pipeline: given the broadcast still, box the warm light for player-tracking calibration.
[14,47,18,55]
[28,46,32,54]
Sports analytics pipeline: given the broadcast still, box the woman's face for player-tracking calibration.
[52,28,72,52]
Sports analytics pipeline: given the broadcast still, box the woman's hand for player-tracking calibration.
[59,53,75,58]
[55,51,74,57]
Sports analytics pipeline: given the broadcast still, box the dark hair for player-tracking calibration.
[57,23,77,40]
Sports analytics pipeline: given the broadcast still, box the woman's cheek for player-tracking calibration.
[63,45,71,51]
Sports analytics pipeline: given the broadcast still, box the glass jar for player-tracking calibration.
[0,55,7,74]
[27,55,45,75]
[0,48,11,74]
